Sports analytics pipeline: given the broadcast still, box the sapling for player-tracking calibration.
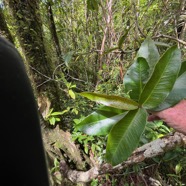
[75,37,185,166]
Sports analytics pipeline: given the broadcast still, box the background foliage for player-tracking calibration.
[0,0,186,185]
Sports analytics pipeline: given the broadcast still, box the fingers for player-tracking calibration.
[147,100,186,134]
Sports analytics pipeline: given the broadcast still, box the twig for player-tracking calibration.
[153,34,186,46]
[58,132,186,183]
[107,132,186,172]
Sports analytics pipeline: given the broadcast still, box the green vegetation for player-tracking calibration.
[76,38,184,166]
[1,0,186,185]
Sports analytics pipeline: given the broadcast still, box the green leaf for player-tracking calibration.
[63,51,74,67]
[97,105,125,113]
[154,41,170,47]
[151,60,186,111]
[139,45,181,109]
[55,118,60,122]
[104,47,119,55]
[118,29,130,49]
[87,0,98,11]
[50,110,68,116]
[175,163,182,175]
[178,60,186,76]
[79,92,139,110]
[76,109,128,135]
[152,71,186,111]
[49,117,56,125]
[124,57,149,101]
[137,37,160,77]
[69,89,76,99]
[106,108,147,166]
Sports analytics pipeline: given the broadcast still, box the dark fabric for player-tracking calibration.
[0,37,50,186]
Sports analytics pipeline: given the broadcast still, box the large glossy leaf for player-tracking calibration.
[137,37,160,76]
[79,92,139,110]
[76,108,128,135]
[152,70,186,111]
[124,57,149,101]
[152,60,186,111]
[97,105,125,113]
[106,108,147,166]
[178,60,186,76]
[139,45,181,110]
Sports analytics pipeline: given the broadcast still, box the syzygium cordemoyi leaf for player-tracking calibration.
[79,92,139,110]
[139,45,181,110]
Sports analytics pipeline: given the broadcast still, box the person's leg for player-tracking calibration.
[0,37,50,186]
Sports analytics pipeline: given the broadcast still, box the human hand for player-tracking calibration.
[148,99,186,135]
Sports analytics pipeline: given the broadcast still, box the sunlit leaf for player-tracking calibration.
[49,117,56,125]
[97,105,125,113]
[139,45,181,109]
[79,92,139,110]
[50,110,68,116]
[175,163,182,175]
[152,71,186,111]
[106,108,147,166]
[76,109,128,135]
[137,37,160,76]
[124,57,149,101]
[69,89,76,99]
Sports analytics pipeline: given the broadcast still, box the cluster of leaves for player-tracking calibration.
[45,108,69,125]
[72,129,105,160]
[44,76,80,126]
[75,37,186,166]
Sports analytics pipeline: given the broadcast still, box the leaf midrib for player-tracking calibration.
[110,109,139,160]
[139,51,174,105]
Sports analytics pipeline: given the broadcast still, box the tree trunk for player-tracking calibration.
[6,0,63,113]
[46,1,63,63]
[0,6,14,43]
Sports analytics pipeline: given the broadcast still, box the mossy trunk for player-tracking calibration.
[6,0,64,113]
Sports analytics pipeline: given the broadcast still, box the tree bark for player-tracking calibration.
[0,6,14,43]
[46,1,63,63]
[6,0,63,112]
[56,132,186,184]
